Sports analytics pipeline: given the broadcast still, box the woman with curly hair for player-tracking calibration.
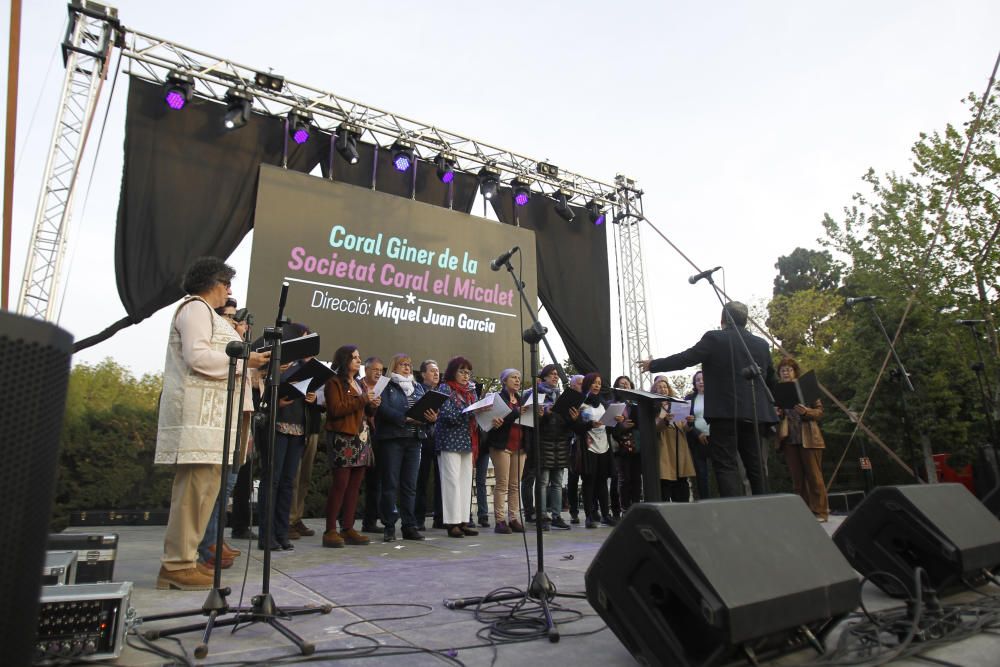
[776,357,829,522]
[321,345,379,548]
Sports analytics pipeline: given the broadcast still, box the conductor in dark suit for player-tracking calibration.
[639,301,777,497]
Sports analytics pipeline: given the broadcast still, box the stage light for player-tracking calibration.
[554,189,574,222]
[336,122,361,164]
[391,140,415,172]
[478,165,500,201]
[512,178,531,207]
[288,108,312,145]
[536,161,559,178]
[435,153,456,183]
[254,70,285,92]
[164,70,193,110]
[223,87,252,130]
[587,200,606,225]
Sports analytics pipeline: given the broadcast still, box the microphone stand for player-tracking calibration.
[961,321,1000,513]
[700,272,774,495]
[864,301,926,483]
[443,257,564,643]
[144,285,331,657]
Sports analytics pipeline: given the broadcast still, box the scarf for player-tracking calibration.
[392,372,415,396]
[446,379,479,457]
[584,391,602,408]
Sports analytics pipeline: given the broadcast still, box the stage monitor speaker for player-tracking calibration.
[0,312,73,667]
[833,483,1000,598]
[585,496,860,667]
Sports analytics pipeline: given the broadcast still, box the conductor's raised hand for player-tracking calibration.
[636,358,653,373]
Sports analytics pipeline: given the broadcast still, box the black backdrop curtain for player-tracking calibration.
[490,191,611,375]
[114,77,327,324]
[82,77,481,351]
[87,75,608,370]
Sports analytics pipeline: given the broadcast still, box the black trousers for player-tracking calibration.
[707,419,767,497]
[660,478,690,502]
[582,449,613,519]
[414,439,442,525]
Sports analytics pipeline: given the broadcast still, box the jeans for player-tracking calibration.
[198,469,238,562]
[378,438,422,529]
[473,447,490,521]
[258,432,305,543]
[690,437,712,500]
[538,467,565,518]
[363,462,381,527]
[521,465,536,516]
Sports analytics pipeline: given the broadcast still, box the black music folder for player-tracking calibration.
[252,332,320,363]
[773,370,821,409]
[406,390,449,423]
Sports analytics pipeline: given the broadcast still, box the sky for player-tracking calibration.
[2,1,998,381]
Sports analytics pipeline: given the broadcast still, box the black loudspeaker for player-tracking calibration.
[833,483,1000,598]
[585,497,860,667]
[0,312,73,667]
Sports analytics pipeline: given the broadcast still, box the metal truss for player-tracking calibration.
[613,176,653,388]
[17,1,119,320]
[20,0,652,376]
[117,28,638,209]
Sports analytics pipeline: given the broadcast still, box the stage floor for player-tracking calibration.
[63,513,999,666]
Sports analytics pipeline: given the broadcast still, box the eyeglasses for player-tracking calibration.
[218,280,231,288]
[456,368,472,376]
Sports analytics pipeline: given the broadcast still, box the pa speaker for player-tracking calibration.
[585,496,859,667]
[833,483,1000,598]
[0,312,73,667]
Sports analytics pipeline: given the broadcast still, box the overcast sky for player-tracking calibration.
[2,1,998,380]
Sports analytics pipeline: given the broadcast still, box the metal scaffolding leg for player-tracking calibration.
[614,176,652,388]
[17,1,118,320]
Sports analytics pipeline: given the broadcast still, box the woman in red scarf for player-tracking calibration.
[433,357,501,538]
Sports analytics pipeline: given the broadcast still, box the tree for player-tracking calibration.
[772,247,842,297]
[814,90,1000,475]
[54,359,169,528]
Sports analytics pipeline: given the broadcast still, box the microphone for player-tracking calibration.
[846,296,879,306]
[225,340,247,358]
[956,319,987,325]
[688,266,722,284]
[490,246,520,271]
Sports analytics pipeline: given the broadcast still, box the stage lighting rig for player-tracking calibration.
[587,200,606,225]
[478,165,501,200]
[536,161,559,178]
[554,189,575,222]
[164,70,193,110]
[223,86,252,130]
[254,70,285,93]
[512,177,531,207]
[287,108,312,144]
[435,152,456,183]
[391,139,415,172]
[336,122,361,164]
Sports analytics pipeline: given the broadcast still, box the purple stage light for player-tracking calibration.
[514,191,529,207]
[293,127,309,144]
[165,90,186,110]
[394,154,412,172]
[440,170,454,184]
[593,213,606,225]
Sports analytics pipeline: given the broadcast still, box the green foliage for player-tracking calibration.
[53,359,169,528]
[772,248,842,297]
[766,91,1000,489]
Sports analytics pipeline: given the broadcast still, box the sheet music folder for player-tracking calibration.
[405,390,448,423]
[252,332,321,364]
[773,370,821,409]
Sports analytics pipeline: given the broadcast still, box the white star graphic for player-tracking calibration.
[405,292,416,304]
